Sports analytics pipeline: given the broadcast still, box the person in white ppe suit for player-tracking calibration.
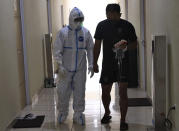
[53,7,94,125]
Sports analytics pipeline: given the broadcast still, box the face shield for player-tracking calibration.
[73,17,84,29]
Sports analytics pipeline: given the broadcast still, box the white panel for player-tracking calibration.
[44,34,53,78]
[152,35,167,130]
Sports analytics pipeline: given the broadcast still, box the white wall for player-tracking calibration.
[23,0,48,99]
[60,0,71,26]
[128,0,141,38]
[50,0,64,73]
[127,0,145,89]
[0,0,25,130]
[0,0,49,130]
[145,0,179,130]
[119,0,126,19]
[51,0,63,40]
[128,0,179,130]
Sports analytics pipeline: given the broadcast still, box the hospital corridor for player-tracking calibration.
[0,0,179,131]
[7,83,152,131]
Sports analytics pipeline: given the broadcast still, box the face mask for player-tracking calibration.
[74,22,82,29]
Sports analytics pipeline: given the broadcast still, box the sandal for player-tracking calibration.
[120,122,128,130]
[101,115,112,124]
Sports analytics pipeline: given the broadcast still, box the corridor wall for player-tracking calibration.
[127,0,179,130]
[50,0,63,73]
[0,0,25,130]
[23,0,48,100]
[145,0,179,130]
[125,0,140,88]
[0,0,49,129]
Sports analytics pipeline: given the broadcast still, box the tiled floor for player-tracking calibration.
[7,74,153,131]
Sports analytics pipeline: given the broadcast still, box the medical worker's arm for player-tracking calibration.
[53,31,64,65]
[86,31,94,78]
[53,30,66,77]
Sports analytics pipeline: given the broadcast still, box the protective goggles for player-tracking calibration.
[74,17,84,22]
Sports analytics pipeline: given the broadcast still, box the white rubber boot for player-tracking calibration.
[73,113,85,125]
[58,113,67,124]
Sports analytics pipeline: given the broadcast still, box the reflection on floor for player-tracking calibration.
[7,75,153,131]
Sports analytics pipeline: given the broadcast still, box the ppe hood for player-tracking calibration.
[69,7,84,30]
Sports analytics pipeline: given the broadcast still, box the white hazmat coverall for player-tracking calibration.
[53,7,94,125]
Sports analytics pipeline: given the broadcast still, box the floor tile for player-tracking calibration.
[7,85,152,131]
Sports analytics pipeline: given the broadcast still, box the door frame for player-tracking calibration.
[20,0,30,105]
[47,0,52,34]
[140,0,146,91]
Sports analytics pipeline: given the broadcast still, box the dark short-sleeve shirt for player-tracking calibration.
[94,19,137,70]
